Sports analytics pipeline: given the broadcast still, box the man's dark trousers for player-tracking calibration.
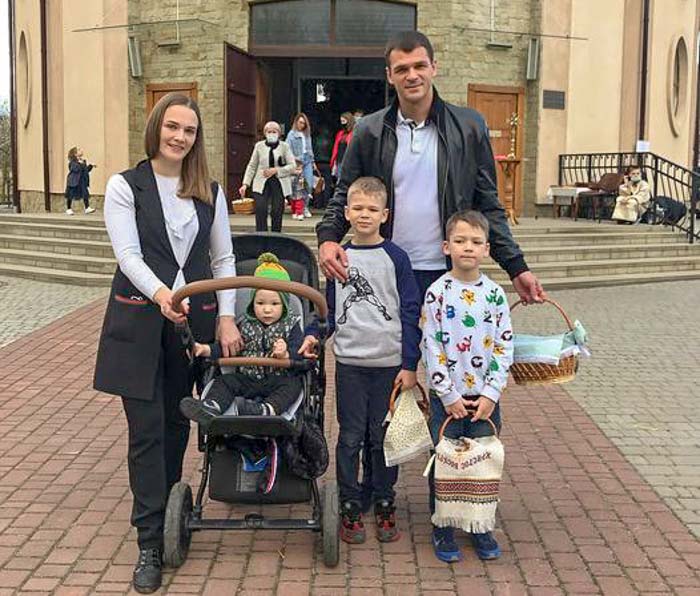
[336,363,400,506]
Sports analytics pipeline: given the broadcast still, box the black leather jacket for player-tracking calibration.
[316,91,528,279]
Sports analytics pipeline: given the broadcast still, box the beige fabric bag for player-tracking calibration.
[424,414,504,533]
[383,384,433,467]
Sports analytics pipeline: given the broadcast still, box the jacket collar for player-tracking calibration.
[384,87,446,132]
[131,159,158,191]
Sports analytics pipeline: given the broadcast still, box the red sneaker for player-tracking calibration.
[340,502,366,544]
[375,500,400,542]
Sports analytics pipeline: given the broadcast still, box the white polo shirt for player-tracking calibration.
[390,109,445,271]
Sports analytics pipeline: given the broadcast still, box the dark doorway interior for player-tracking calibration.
[259,57,389,164]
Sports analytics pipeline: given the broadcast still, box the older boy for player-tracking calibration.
[422,210,514,562]
[307,176,421,544]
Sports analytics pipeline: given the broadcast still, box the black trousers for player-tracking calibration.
[253,177,285,232]
[121,322,191,550]
[359,268,446,505]
[66,196,90,210]
[336,363,399,506]
[206,372,302,415]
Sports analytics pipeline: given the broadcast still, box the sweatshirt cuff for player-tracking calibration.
[480,384,502,403]
[505,255,529,279]
[439,388,463,407]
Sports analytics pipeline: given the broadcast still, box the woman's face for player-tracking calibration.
[340,118,348,127]
[158,105,199,164]
[296,117,307,131]
[77,149,84,159]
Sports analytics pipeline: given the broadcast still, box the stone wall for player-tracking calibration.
[125,0,537,205]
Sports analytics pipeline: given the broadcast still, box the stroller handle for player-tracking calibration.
[171,275,328,319]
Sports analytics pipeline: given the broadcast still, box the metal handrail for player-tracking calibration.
[558,151,698,244]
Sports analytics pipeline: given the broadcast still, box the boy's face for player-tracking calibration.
[344,192,388,237]
[443,221,490,273]
[253,289,284,325]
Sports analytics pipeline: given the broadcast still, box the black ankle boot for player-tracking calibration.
[133,548,162,594]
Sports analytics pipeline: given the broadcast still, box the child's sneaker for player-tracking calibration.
[374,500,400,542]
[340,501,366,544]
[179,397,221,430]
[470,531,501,560]
[233,396,272,416]
[432,526,462,563]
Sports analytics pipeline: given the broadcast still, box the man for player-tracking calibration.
[316,30,544,304]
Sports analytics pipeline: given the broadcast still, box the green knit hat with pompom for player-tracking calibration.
[247,252,290,318]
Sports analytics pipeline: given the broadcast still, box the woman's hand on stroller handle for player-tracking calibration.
[154,286,189,324]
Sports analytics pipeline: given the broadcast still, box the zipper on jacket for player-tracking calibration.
[383,121,398,237]
[436,116,449,238]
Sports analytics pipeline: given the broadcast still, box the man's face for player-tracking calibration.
[386,46,437,106]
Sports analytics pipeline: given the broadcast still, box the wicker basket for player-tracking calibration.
[232,199,255,215]
[510,298,578,386]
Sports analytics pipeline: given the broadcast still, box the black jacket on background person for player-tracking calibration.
[315,90,528,279]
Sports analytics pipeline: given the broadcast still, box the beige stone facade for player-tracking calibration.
[11,0,700,216]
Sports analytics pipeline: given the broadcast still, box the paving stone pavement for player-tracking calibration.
[516,280,700,540]
[1,296,700,594]
[0,276,107,348]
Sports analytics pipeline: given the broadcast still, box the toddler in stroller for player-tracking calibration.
[180,252,308,425]
[164,234,340,569]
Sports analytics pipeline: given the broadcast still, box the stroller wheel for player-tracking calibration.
[322,483,340,567]
[163,482,193,568]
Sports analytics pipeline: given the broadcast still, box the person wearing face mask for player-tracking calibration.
[239,121,297,232]
[612,166,651,224]
[330,112,355,181]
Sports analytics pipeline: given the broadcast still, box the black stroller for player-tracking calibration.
[164,233,340,567]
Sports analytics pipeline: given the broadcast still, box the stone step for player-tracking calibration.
[480,255,700,281]
[0,248,116,275]
[502,242,700,264]
[0,262,112,286]
[0,234,115,259]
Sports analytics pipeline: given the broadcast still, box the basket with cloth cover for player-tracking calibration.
[510,298,590,386]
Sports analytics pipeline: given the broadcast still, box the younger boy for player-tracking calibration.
[422,210,514,562]
[180,253,305,427]
[307,176,421,543]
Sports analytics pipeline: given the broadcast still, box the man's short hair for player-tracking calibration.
[445,210,490,239]
[384,31,434,68]
[347,177,388,207]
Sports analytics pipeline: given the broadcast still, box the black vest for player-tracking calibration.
[93,160,220,400]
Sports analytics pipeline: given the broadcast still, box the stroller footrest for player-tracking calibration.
[208,415,298,437]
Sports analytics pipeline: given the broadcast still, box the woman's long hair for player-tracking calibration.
[340,112,355,131]
[144,93,212,204]
[292,112,312,137]
[67,146,79,161]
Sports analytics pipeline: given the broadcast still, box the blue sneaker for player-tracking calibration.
[470,531,501,560]
[432,526,462,563]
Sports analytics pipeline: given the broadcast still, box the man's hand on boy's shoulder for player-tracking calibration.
[394,369,417,390]
[463,396,497,422]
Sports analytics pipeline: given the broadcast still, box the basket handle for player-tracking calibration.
[438,412,498,442]
[389,382,428,416]
[509,297,574,332]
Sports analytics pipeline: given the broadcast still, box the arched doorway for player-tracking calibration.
[225,0,416,205]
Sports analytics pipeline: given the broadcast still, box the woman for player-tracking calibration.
[239,121,296,232]
[612,166,651,223]
[286,112,316,219]
[64,146,96,215]
[330,112,355,181]
[93,93,241,594]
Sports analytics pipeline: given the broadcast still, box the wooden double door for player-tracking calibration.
[467,84,525,216]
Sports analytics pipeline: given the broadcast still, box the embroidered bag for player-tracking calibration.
[424,413,504,533]
[383,384,432,466]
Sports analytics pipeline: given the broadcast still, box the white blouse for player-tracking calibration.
[104,172,237,316]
